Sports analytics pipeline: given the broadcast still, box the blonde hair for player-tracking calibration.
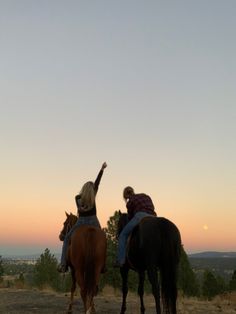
[79,181,95,210]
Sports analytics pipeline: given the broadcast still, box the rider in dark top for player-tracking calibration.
[58,162,107,273]
[115,186,156,267]
[75,168,104,217]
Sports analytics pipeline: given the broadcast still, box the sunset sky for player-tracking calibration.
[1,1,235,256]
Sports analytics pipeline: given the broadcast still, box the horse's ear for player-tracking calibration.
[118,210,122,216]
[65,211,69,217]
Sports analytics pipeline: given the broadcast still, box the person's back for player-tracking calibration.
[126,193,156,220]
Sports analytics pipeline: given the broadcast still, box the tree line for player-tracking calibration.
[1,210,236,300]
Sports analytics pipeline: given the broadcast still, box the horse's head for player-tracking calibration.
[117,210,129,237]
[59,211,78,241]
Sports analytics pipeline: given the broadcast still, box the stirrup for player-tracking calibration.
[57,264,68,273]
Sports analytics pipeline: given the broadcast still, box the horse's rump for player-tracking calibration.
[127,216,181,269]
[69,225,106,296]
[141,217,181,253]
[70,226,106,269]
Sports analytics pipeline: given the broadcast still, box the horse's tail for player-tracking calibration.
[159,225,181,314]
[84,228,97,300]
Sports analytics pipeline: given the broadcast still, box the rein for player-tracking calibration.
[65,221,72,236]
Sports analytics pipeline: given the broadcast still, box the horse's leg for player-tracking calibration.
[67,268,76,314]
[76,272,93,313]
[74,270,87,313]
[147,266,161,314]
[138,271,145,314]
[88,267,101,314]
[120,265,129,314]
[85,307,93,314]
[90,301,96,314]
[80,289,87,313]
[85,295,94,314]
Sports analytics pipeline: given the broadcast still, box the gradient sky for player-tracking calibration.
[0,1,235,256]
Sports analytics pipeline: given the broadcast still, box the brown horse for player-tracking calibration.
[59,212,107,314]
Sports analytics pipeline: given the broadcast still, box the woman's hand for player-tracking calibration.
[101,162,107,170]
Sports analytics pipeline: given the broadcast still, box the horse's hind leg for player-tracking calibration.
[85,303,94,314]
[120,265,129,314]
[138,271,145,313]
[147,267,161,314]
[67,269,76,314]
[90,301,96,314]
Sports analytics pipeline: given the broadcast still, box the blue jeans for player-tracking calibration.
[60,215,101,265]
[117,211,154,265]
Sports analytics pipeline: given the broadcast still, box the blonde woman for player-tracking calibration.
[58,162,107,272]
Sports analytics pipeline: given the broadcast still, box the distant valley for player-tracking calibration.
[188,252,236,281]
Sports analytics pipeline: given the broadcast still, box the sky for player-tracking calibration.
[0,1,235,256]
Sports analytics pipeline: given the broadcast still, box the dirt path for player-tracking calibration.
[1,288,236,313]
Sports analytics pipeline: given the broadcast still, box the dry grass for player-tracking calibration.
[177,292,236,314]
[1,286,236,313]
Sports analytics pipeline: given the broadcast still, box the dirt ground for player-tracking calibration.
[0,288,236,314]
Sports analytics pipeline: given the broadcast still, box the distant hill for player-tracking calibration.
[188,251,236,258]
[2,252,60,260]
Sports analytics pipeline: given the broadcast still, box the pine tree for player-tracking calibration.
[101,210,122,289]
[216,275,226,294]
[202,270,219,300]
[178,247,199,296]
[33,248,60,290]
[229,270,236,291]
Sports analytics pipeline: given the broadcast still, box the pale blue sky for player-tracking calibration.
[0,1,235,255]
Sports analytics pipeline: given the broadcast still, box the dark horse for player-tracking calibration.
[59,212,107,314]
[117,211,181,314]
